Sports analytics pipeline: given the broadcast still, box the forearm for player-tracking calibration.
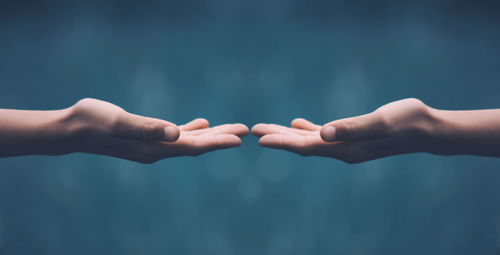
[427,108,500,156]
[0,108,74,157]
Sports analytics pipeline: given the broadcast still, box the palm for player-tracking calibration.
[252,98,430,163]
[71,99,248,163]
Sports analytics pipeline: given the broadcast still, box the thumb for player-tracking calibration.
[114,113,180,142]
[320,112,386,142]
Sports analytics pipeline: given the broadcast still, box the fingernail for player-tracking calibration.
[164,126,180,141]
[322,126,336,141]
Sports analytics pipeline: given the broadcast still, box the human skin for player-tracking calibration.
[0,98,249,163]
[252,98,500,163]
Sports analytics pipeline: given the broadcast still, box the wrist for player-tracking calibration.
[42,108,79,155]
[420,107,457,155]
[12,108,79,156]
[56,104,95,154]
[400,103,443,154]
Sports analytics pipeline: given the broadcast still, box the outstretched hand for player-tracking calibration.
[4,97,500,163]
[252,98,433,163]
[69,99,249,163]
[0,98,248,163]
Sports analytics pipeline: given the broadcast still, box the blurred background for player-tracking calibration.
[1,0,500,254]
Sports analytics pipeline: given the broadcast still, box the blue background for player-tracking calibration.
[1,0,500,254]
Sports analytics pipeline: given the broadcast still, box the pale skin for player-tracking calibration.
[0,98,249,163]
[3,98,500,164]
[252,98,500,163]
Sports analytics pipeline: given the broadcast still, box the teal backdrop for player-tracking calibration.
[1,0,500,254]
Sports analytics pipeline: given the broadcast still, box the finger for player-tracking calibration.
[320,112,386,142]
[291,118,321,131]
[251,123,312,138]
[169,134,242,156]
[114,112,180,142]
[186,123,249,137]
[258,134,323,156]
[179,118,209,131]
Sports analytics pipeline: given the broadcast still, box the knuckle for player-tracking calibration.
[72,98,93,113]
[139,121,163,140]
[402,98,428,115]
[402,97,424,105]
[337,122,359,140]
[73,98,105,112]
[75,97,95,106]
[407,98,427,110]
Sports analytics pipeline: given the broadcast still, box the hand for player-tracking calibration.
[68,98,249,163]
[252,98,434,163]
[0,98,249,163]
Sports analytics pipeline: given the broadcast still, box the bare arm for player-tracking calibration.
[429,109,500,156]
[252,98,500,163]
[0,98,248,163]
[0,109,74,156]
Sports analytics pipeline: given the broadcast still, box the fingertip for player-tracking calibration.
[291,118,320,131]
[258,136,268,146]
[233,123,250,137]
[195,118,210,127]
[251,123,265,136]
[180,118,210,131]
[320,125,336,142]
[291,118,305,126]
[258,134,278,147]
[234,137,243,146]
[220,134,242,148]
[164,125,180,142]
